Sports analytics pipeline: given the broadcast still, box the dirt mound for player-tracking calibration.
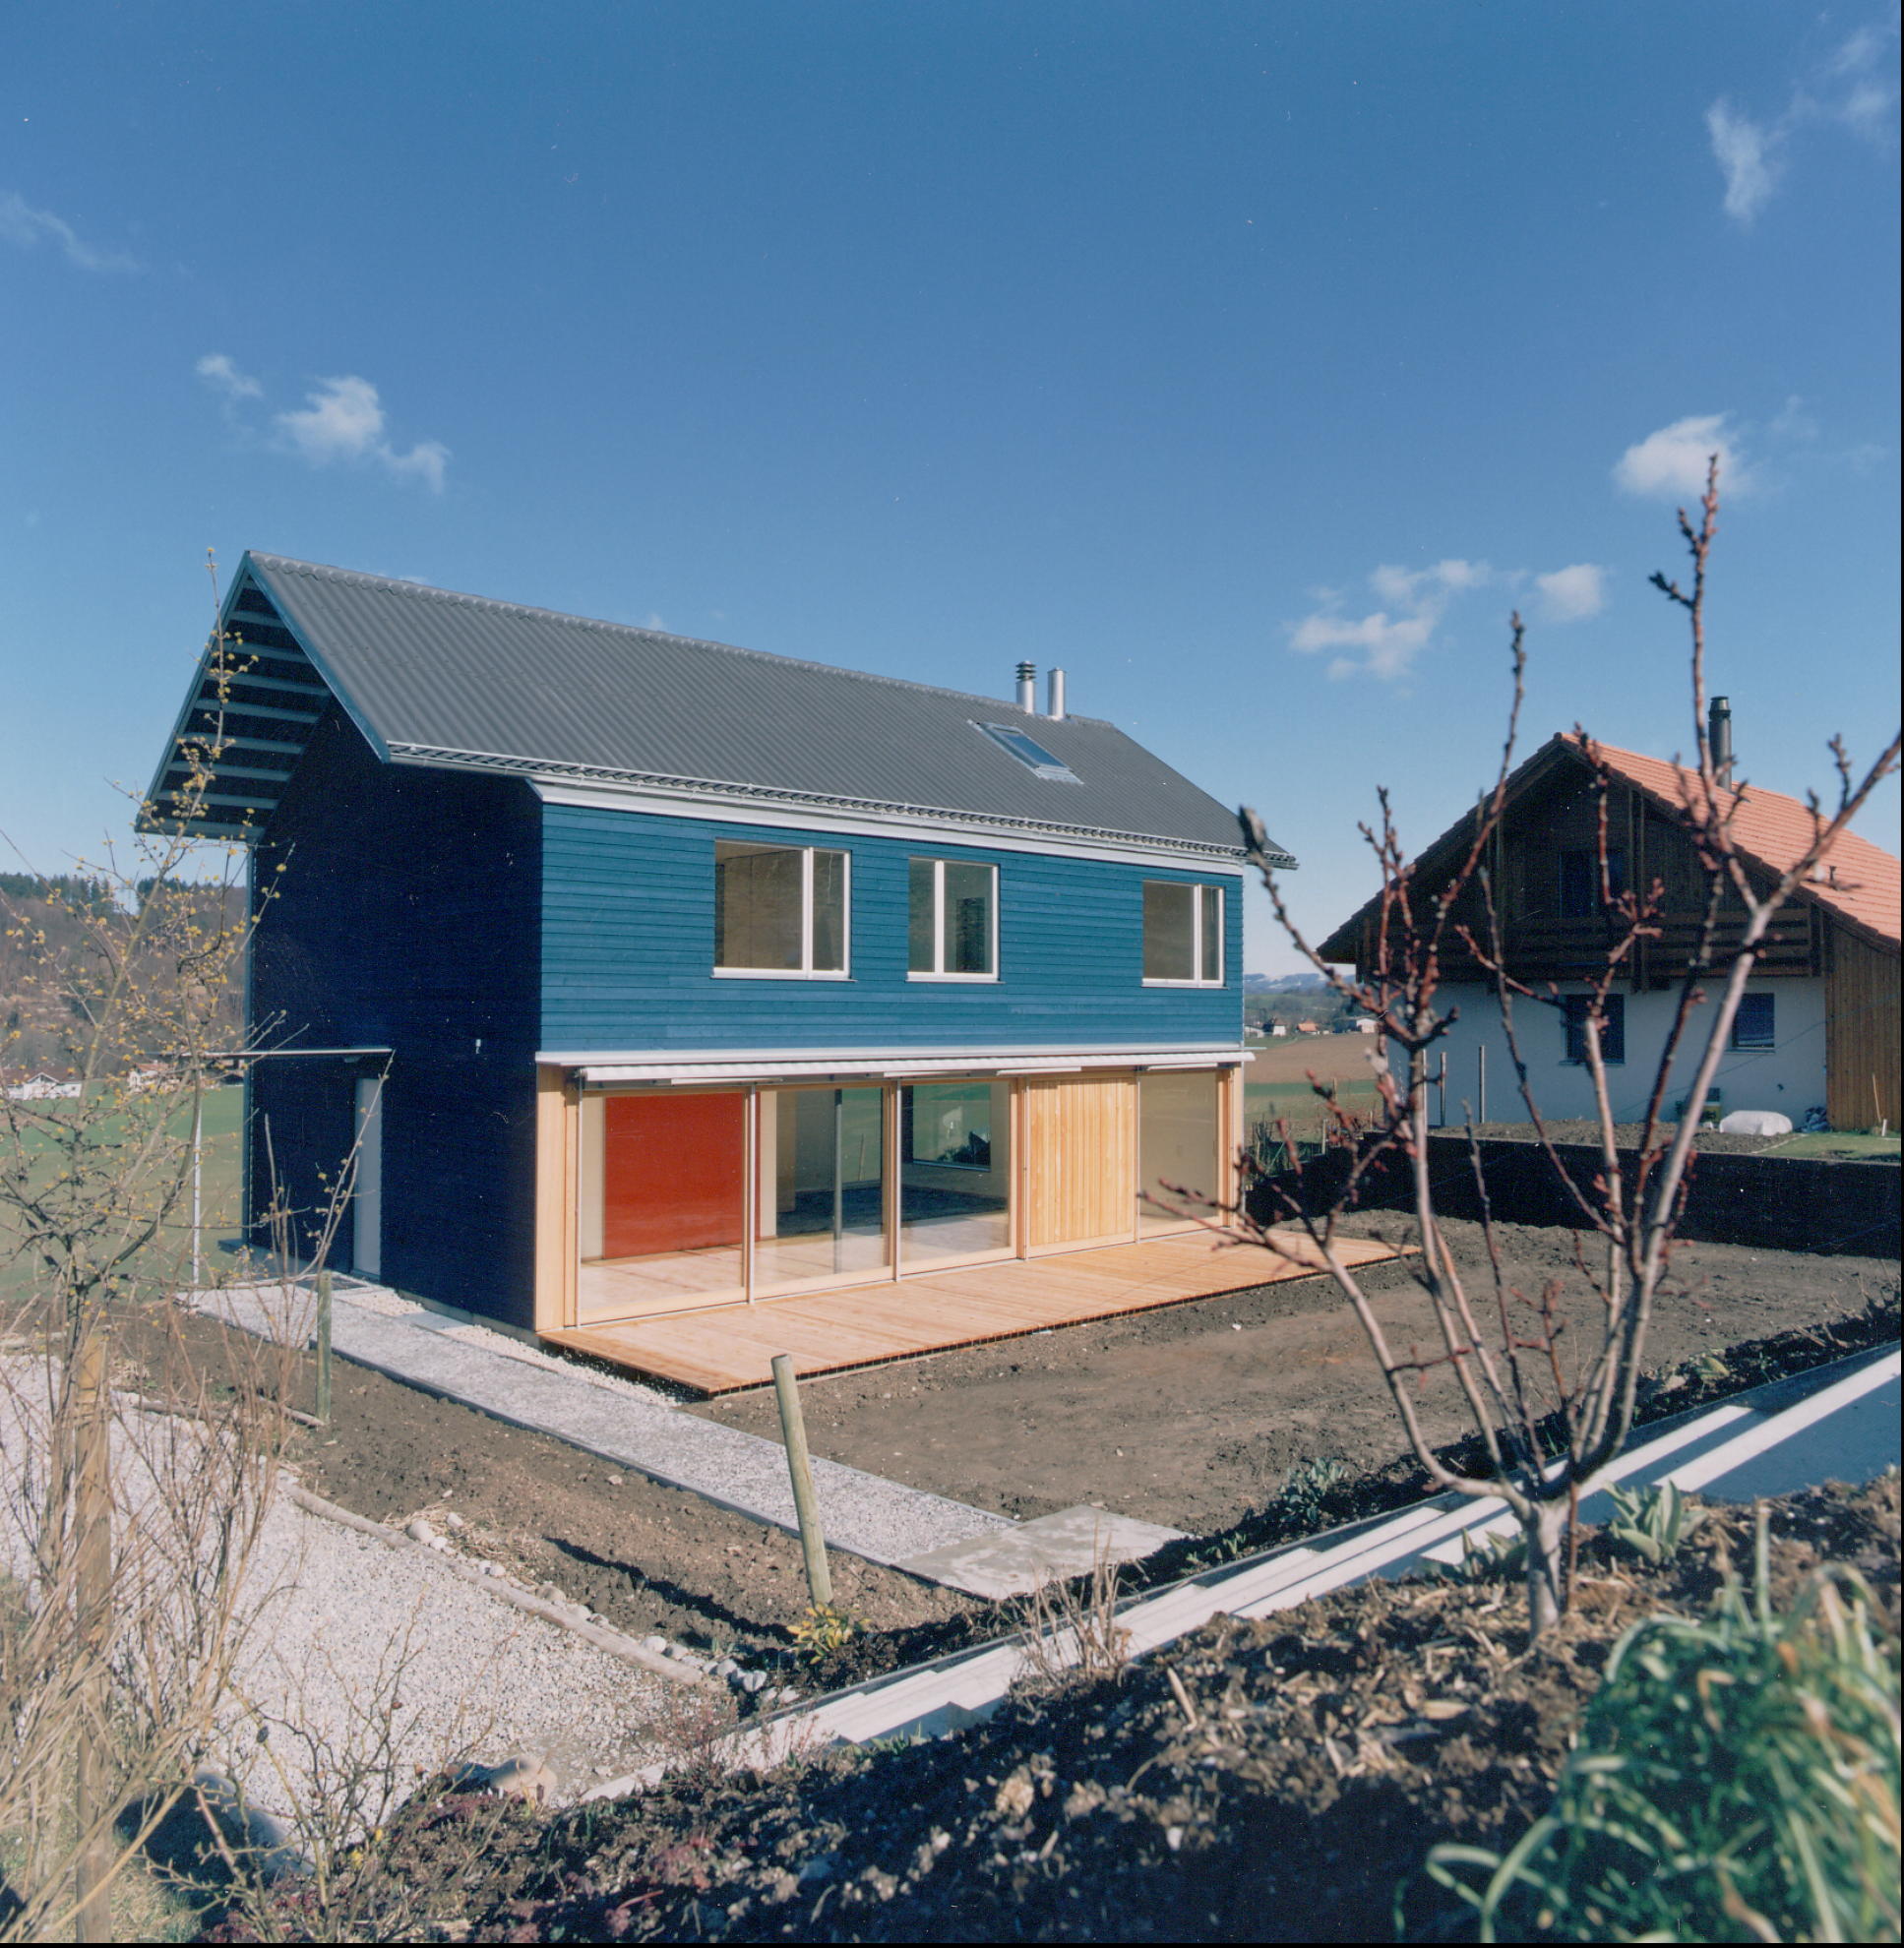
[461,1478,1900,1943]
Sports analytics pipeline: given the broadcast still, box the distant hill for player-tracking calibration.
[0,872,243,1074]
[1242,972,1330,994]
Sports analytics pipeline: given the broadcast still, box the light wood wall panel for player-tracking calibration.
[534,1065,579,1331]
[1023,1074,1137,1249]
[1826,929,1900,1130]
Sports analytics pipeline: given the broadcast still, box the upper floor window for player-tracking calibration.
[908,858,997,979]
[1731,993,1775,1050]
[1143,881,1223,985]
[1563,993,1626,1065]
[714,840,848,977]
[1559,848,1628,919]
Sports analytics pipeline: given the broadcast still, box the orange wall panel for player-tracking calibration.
[601,1092,746,1258]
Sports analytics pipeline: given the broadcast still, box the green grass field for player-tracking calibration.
[0,1086,246,1310]
[1761,1129,1901,1162]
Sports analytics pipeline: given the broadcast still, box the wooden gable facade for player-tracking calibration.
[1321,734,1900,1130]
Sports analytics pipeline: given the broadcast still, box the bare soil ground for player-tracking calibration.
[116,1216,1895,1688]
[692,1218,1898,1535]
[417,1478,1899,1944]
[179,1318,988,1659]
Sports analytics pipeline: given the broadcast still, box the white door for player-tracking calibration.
[352,1075,384,1279]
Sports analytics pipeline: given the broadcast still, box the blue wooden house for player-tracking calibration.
[146,554,1294,1357]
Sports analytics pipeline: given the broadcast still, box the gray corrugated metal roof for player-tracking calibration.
[227,553,1289,861]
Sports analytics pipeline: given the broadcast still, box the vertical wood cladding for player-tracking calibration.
[1024,1074,1138,1248]
[1826,927,1901,1129]
[247,712,543,1325]
[539,804,1245,1054]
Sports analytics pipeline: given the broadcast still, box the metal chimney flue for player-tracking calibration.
[1709,695,1734,786]
[1015,661,1037,713]
[1047,668,1067,720]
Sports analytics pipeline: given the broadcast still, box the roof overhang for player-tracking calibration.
[138,557,363,841]
[550,1044,1254,1087]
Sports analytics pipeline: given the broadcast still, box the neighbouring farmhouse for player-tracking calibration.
[144,554,1293,1352]
[1319,715,1902,1129]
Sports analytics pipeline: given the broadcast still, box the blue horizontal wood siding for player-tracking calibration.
[541,805,1243,1052]
[248,713,543,1326]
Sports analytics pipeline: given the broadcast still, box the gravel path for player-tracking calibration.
[225,1474,673,1810]
[190,1277,1016,1567]
[0,1358,672,1824]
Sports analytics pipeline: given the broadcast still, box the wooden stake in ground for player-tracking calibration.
[73,1322,114,1944]
[315,1268,333,1426]
[770,1353,832,1608]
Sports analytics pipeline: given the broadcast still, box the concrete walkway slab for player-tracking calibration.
[897,1505,1186,1598]
[189,1279,1015,1573]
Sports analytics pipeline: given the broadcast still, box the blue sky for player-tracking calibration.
[4,1,1898,970]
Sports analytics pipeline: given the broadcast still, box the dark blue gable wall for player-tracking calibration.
[541,805,1243,1052]
[248,713,542,1325]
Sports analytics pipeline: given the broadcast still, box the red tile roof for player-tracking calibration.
[1565,733,1900,951]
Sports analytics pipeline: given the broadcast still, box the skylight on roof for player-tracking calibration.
[975,721,1081,783]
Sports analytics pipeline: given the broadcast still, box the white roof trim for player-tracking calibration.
[515,775,1250,869]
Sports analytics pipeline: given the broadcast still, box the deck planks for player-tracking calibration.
[545,1230,1401,1395]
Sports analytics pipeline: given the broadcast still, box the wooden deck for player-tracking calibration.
[543,1230,1402,1395]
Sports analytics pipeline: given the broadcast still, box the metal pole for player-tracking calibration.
[1478,1044,1487,1126]
[315,1267,333,1426]
[830,1090,844,1273]
[770,1353,832,1608]
[1436,1052,1447,1130]
[191,1086,205,1288]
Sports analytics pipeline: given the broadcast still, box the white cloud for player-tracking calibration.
[195,352,263,403]
[1614,413,1749,498]
[0,189,140,273]
[1534,563,1608,623]
[1706,101,1783,223]
[1706,15,1899,222]
[1822,18,1901,137]
[274,376,449,492]
[1288,559,1491,682]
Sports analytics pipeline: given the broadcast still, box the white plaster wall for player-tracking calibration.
[1414,979,1828,1126]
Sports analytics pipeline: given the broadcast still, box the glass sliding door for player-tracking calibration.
[753,1086,890,1292]
[578,1090,748,1319]
[1138,1068,1221,1234]
[899,1079,1013,1268]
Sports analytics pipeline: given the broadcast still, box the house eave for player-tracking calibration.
[385,742,1283,868]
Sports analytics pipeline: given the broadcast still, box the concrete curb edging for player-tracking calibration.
[579,1341,1902,1799]
[281,1482,705,1686]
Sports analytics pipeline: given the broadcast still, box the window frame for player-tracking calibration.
[1730,992,1776,1051]
[1559,847,1628,920]
[711,840,852,981]
[1141,880,1226,988]
[973,720,1081,782]
[906,857,1000,983]
[1562,992,1627,1065]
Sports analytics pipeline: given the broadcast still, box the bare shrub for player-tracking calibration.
[1229,460,1900,1637]
[1013,1552,1131,1694]
[0,558,356,1939]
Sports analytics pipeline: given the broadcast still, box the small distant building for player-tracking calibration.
[1269,1022,1288,1037]
[5,1074,81,1101]
[1295,1020,1321,1036]
[1353,1016,1378,1034]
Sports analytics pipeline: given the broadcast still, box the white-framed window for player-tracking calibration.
[713,840,849,978]
[907,858,998,980]
[1142,881,1224,985]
